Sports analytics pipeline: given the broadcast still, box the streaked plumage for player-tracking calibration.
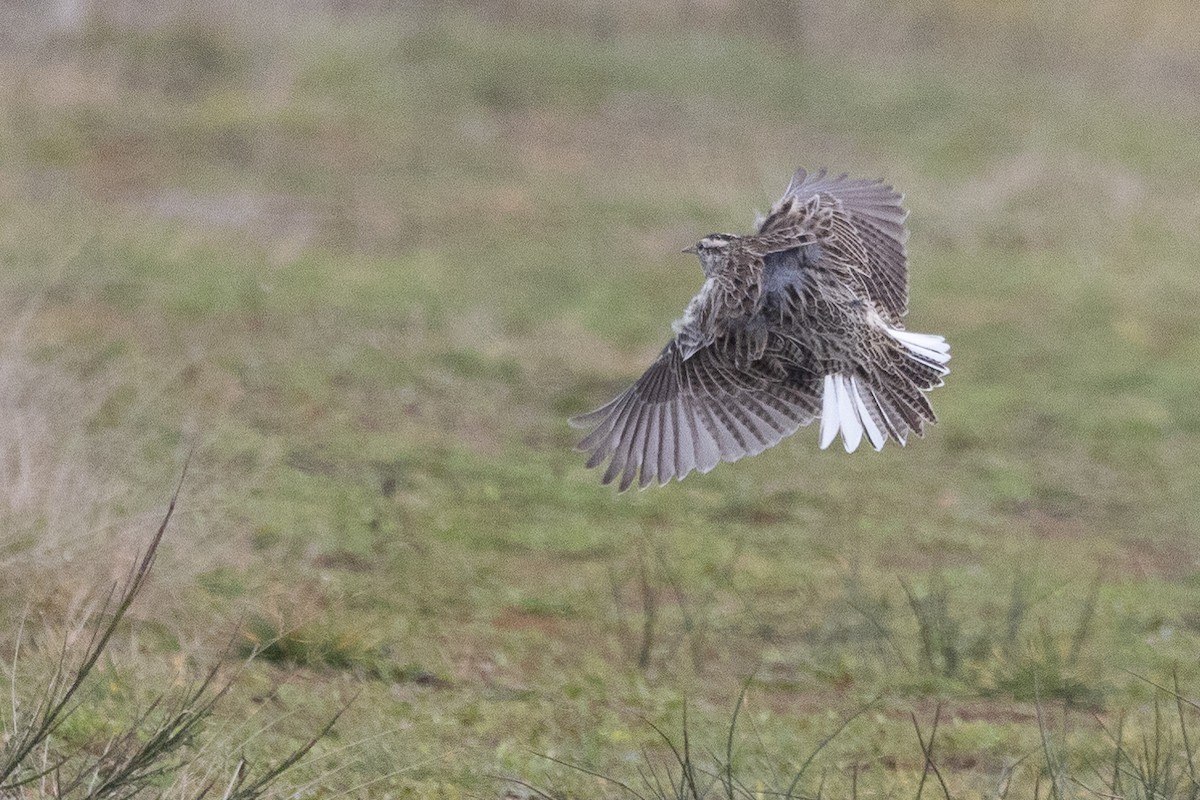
[571,168,950,490]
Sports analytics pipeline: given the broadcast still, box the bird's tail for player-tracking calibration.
[818,328,950,452]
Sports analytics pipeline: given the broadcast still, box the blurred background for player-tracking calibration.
[1,1,1199,796]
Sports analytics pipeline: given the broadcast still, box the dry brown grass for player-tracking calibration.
[0,299,254,644]
[0,307,137,585]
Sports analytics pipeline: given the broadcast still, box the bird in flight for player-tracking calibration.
[570,167,950,491]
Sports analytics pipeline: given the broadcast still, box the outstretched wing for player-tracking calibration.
[760,167,910,319]
[570,341,822,491]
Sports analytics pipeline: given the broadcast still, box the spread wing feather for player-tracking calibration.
[570,341,822,491]
[762,167,911,319]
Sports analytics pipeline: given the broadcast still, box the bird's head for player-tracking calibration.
[682,233,738,276]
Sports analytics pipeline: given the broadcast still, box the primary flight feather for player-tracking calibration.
[570,167,950,491]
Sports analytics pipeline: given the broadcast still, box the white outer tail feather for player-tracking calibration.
[819,373,886,453]
[888,328,951,373]
[819,375,839,450]
[819,328,950,453]
[833,375,862,452]
[851,377,886,450]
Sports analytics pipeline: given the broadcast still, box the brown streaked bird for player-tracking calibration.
[570,167,950,491]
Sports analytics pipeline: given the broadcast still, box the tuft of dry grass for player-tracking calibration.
[0,307,118,561]
[0,294,266,645]
[0,469,346,800]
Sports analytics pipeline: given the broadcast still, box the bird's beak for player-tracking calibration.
[681,245,697,255]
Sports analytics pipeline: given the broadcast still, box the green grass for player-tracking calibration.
[2,2,1200,796]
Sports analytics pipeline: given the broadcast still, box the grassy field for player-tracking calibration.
[2,2,1200,796]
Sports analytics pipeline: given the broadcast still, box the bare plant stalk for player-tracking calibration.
[910,704,951,800]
